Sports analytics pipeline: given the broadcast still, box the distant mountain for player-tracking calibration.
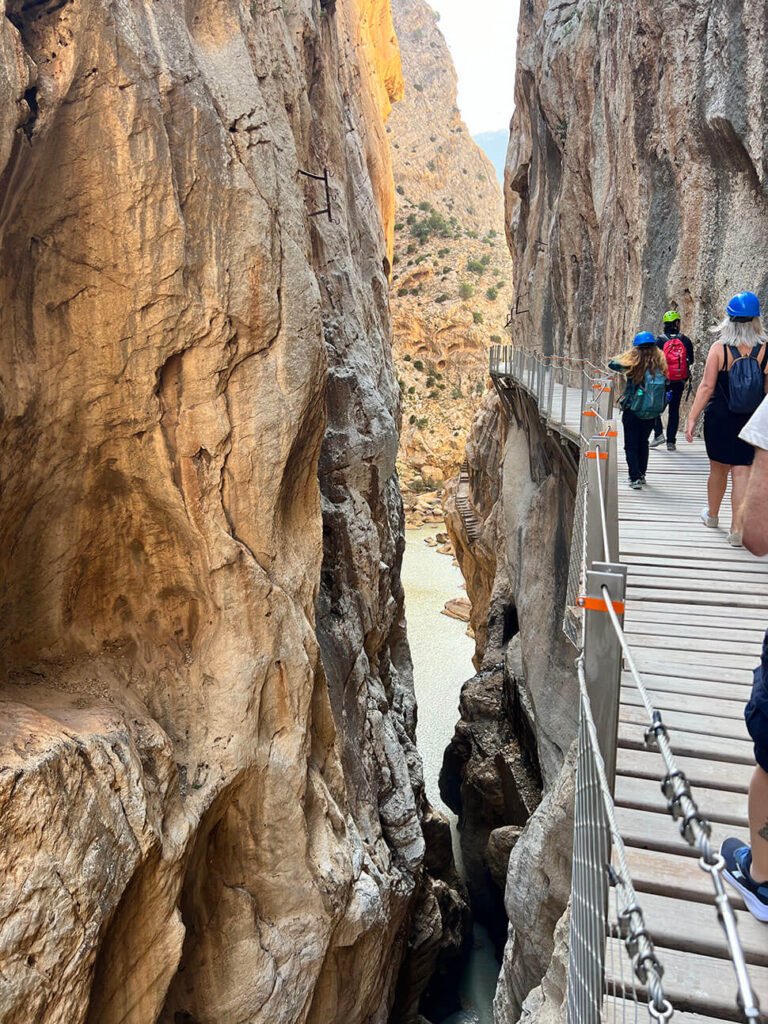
[472,130,509,187]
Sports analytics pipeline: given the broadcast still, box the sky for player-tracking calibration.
[429,0,520,136]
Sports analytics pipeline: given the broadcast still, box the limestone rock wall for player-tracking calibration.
[387,0,513,495]
[442,385,579,1015]
[507,0,768,363]
[0,2,457,1022]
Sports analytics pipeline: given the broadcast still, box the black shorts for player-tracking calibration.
[746,630,768,773]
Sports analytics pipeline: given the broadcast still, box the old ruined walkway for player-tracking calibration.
[489,347,768,1022]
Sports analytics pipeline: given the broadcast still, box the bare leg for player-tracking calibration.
[731,464,751,533]
[707,460,729,518]
[749,765,768,882]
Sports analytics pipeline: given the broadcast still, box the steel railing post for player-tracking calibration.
[547,358,555,420]
[604,420,619,562]
[560,359,568,426]
[581,562,627,791]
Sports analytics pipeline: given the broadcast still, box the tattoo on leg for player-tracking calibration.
[759,820,768,843]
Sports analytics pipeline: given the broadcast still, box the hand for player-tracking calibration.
[685,418,695,443]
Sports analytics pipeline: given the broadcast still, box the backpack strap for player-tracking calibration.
[760,344,768,371]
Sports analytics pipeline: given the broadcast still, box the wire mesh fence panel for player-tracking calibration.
[566,694,612,1024]
[563,446,588,648]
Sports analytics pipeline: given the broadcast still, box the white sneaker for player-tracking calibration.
[701,507,718,528]
[729,531,743,547]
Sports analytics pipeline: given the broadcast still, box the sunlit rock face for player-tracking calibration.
[506,0,768,363]
[387,0,513,496]
[0,2,459,1021]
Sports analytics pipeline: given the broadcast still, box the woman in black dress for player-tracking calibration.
[685,292,768,546]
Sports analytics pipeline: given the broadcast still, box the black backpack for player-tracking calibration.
[725,345,767,415]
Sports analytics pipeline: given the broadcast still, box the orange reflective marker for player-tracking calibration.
[578,595,625,614]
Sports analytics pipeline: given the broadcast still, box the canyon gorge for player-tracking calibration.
[2,0,768,1022]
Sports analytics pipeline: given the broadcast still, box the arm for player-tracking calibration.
[607,359,627,373]
[685,343,721,442]
[684,336,695,369]
[742,447,768,555]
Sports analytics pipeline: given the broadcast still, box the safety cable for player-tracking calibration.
[593,442,611,563]
[577,658,673,1022]
[600,586,762,1022]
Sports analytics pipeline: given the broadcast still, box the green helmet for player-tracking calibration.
[663,309,680,323]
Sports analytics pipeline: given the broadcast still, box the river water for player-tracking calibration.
[401,526,499,1024]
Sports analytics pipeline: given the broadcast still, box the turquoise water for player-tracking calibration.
[401,527,499,1024]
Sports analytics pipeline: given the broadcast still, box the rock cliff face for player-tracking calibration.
[440,387,574,965]
[0,2,462,1022]
[387,0,513,496]
[506,0,768,363]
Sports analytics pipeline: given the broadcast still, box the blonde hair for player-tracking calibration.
[709,317,768,347]
[612,344,667,385]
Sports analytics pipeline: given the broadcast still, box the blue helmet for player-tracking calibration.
[726,291,760,319]
[633,331,657,347]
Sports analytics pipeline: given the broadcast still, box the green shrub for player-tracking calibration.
[394,222,403,231]
[409,209,450,242]
[475,381,484,395]
[437,248,449,258]
[413,359,425,371]
[392,255,399,265]
[490,334,501,342]
[430,134,437,141]
[415,254,427,264]
[407,213,417,225]
[414,83,423,92]
[435,293,449,303]
[452,387,463,399]
[428,390,439,399]
[427,160,436,172]
[458,281,474,300]
[472,311,483,323]
[467,260,485,275]
[418,201,430,211]
[408,386,415,394]
[417,417,428,429]
[486,287,498,301]
[409,414,417,424]
[397,288,408,297]
[488,229,497,238]
[438,382,446,390]
[426,376,435,386]
[396,185,405,195]
[403,353,411,361]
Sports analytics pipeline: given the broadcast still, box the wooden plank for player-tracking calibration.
[625,620,764,644]
[627,654,754,685]
[615,773,748,827]
[629,891,767,964]
[618,722,755,764]
[622,632,763,657]
[621,672,752,701]
[605,942,768,1018]
[616,748,752,793]
[620,705,749,742]
[615,806,748,857]
[605,1002,743,1024]
[628,587,768,609]
[621,688,746,721]
[626,647,759,672]
[623,846,746,911]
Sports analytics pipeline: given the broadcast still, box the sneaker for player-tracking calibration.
[728,530,743,547]
[720,838,768,922]
[650,434,665,448]
[639,476,646,484]
[667,442,677,451]
[628,480,642,490]
[701,507,718,528]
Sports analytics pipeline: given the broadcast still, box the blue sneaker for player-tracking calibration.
[720,838,768,922]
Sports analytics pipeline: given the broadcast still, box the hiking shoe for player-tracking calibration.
[650,434,665,448]
[720,838,768,922]
[728,530,743,547]
[628,480,642,490]
[701,507,718,528]
[667,442,677,451]
[639,476,646,484]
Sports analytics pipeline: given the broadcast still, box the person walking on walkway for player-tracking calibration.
[684,292,768,546]
[609,332,668,489]
[650,309,695,451]
[720,393,768,921]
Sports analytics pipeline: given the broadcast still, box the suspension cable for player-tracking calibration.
[600,585,762,1021]
[576,658,672,1021]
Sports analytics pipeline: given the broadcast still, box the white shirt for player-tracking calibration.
[741,394,768,451]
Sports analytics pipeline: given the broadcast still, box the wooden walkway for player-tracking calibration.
[490,364,768,1020]
[610,439,768,1020]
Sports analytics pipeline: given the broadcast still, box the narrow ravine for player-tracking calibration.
[401,528,499,1024]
